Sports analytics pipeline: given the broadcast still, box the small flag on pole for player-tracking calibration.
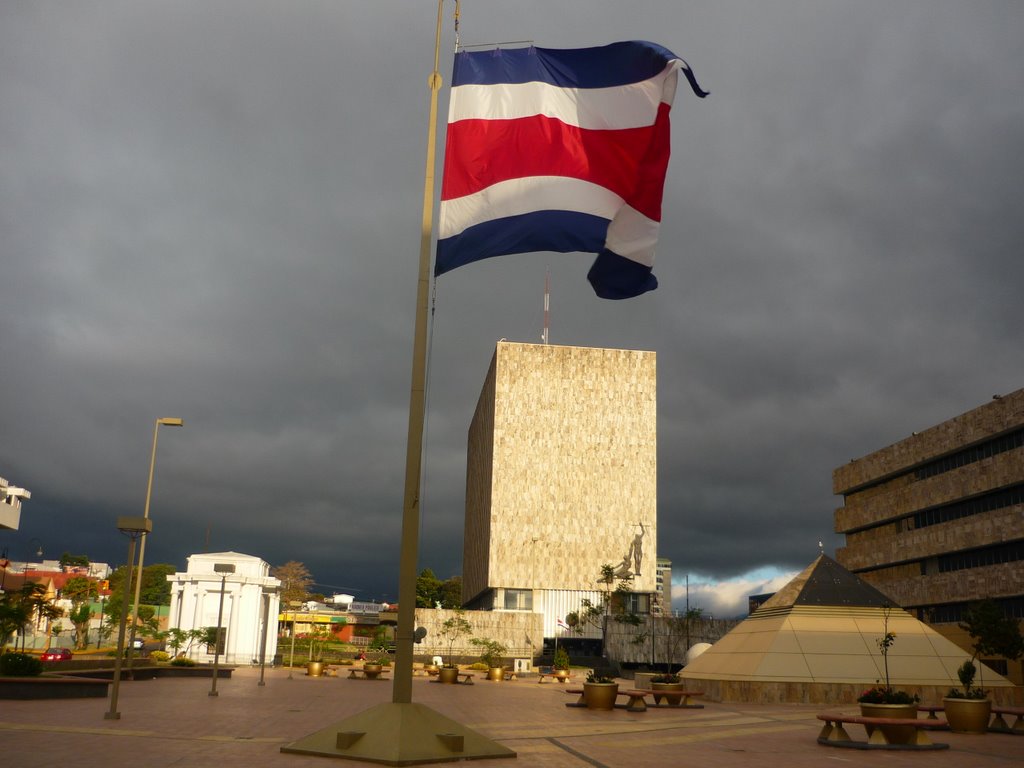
[557,617,571,631]
[436,41,707,299]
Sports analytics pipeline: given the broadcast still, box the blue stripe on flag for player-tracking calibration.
[436,210,609,275]
[587,249,659,300]
[451,41,680,88]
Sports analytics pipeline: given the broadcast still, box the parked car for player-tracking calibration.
[41,648,73,661]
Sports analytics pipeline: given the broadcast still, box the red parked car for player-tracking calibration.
[41,648,73,661]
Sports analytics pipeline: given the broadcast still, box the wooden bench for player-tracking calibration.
[920,704,1024,734]
[564,687,702,713]
[348,668,389,681]
[428,672,475,685]
[649,689,705,708]
[537,669,570,684]
[564,687,649,712]
[990,706,1024,734]
[817,712,949,749]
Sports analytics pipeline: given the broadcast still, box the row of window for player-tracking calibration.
[918,596,1024,624]
[914,427,1024,481]
[936,539,1024,573]
[912,483,1024,529]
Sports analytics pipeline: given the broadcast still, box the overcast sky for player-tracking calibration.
[2,1,1021,618]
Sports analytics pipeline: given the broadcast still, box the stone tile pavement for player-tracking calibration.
[1,666,1020,767]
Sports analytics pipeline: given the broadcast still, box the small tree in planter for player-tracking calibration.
[552,646,571,680]
[856,608,919,744]
[944,600,1024,733]
[470,637,508,681]
[437,610,472,683]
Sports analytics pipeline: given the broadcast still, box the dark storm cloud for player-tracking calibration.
[2,2,1021,614]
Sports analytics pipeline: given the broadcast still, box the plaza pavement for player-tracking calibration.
[1,666,1020,767]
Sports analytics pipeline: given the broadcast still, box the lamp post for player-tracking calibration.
[96,594,108,649]
[126,417,183,674]
[209,563,235,697]
[258,585,279,687]
[287,601,302,679]
[104,516,152,721]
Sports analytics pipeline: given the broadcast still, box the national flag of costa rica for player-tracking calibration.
[436,41,707,299]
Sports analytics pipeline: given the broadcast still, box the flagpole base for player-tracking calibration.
[280,701,516,765]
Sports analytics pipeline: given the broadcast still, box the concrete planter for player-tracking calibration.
[859,702,918,744]
[943,697,992,734]
[363,663,383,679]
[583,682,619,710]
[306,661,324,677]
[487,667,505,681]
[438,666,460,684]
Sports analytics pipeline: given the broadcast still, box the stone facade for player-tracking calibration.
[833,388,1024,684]
[463,342,658,638]
[413,607,542,665]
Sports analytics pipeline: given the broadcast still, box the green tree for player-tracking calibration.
[0,582,62,648]
[439,575,462,609]
[59,553,90,569]
[271,561,313,606]
[416,568,442,608]
[62,576,98,650]
[438,610,473,668]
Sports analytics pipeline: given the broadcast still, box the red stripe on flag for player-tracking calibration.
[442,104,671,221]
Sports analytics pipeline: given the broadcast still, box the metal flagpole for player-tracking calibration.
[281,2,512,761]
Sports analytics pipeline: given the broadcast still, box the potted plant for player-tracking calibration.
[437,610,472,684]
[470,637,508,681]
[305,625,331,677]
[650,671,683,693]
[944,660,990,733]
[363,629,390,679]
[552,647,571,681]
[944,600,1024,733]
[857,611,919,744]
[582,671,619,710]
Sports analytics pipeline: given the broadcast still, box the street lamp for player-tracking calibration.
[287,601,302,680]
[126,417,183,674]
[258,585,280,687]
[209,563,235,697]
[104,516,152,721]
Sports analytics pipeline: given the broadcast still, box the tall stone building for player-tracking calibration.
[833,388,1024,683]
[462,341,658,644]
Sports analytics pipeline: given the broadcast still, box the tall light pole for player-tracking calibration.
[209,563,235,697]
[126,417,183,673]
[258,585,279,686]
[286,601,301,679]
[104,516,152,721]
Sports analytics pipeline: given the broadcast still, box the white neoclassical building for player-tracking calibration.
[167,552,280,665]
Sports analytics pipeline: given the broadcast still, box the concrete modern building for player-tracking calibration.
[461,341,658,645]
[833,388,1024,684]
[654,557,672,616]
[0,475,31,530]
[167,552,280,665]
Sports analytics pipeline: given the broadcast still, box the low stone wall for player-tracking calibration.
[680,677,1024,707]
[0,676,109,699]
[413,608,543,665]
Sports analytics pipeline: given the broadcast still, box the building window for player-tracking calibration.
[912,483,1024,530]
[937,540,1024,573]
[503,589,532,611]
[914,428,1024,481]
[614,593,650,615]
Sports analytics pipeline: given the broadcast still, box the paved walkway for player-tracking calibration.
[1,667,1020,767]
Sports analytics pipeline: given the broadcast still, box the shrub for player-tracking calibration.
[170,656,196,667]
[468,662,489,671]
[0,652,44,677]
[149,650,170,663]
[553,647,571,670]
